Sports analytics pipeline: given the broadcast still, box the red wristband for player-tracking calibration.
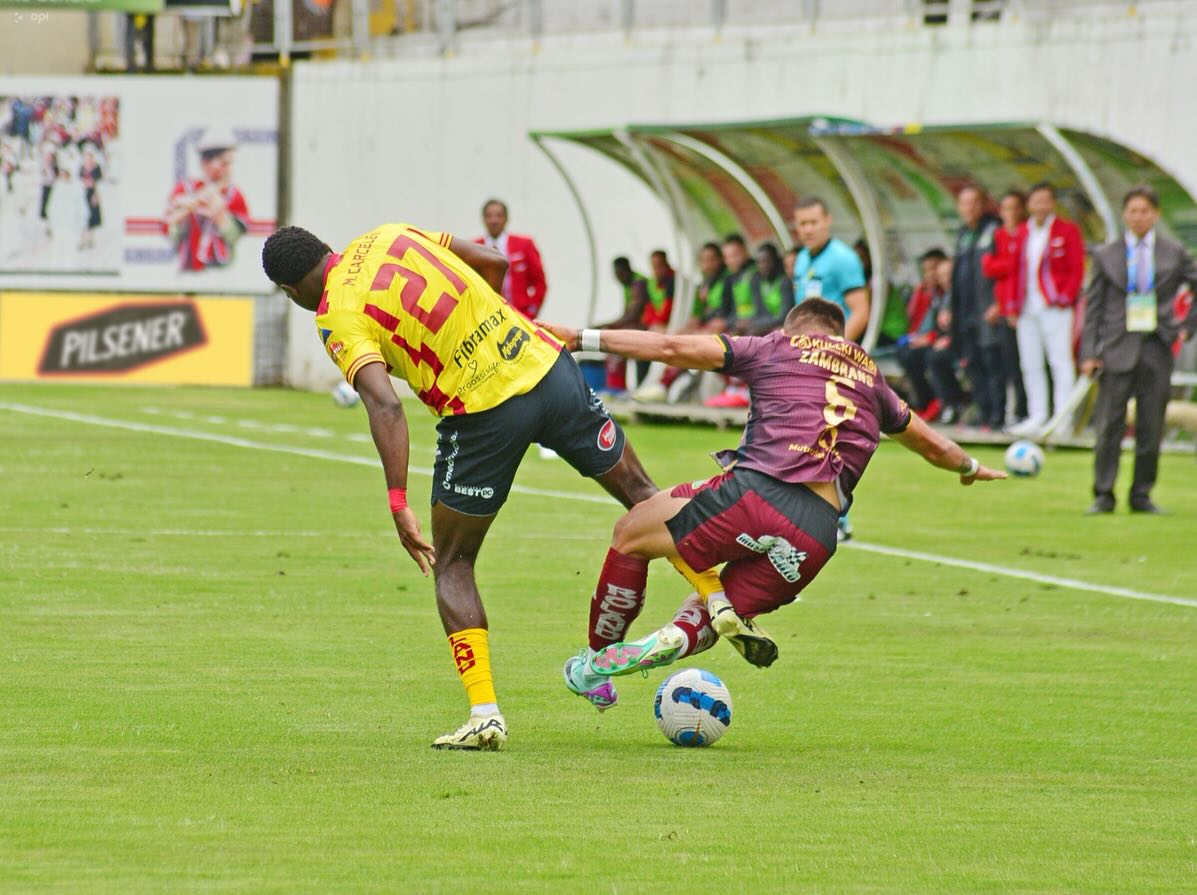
[388,488,408,513]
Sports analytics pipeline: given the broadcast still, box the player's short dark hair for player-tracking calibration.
[796,196,829,214]
[756,241,780,263]
[482,198,508,216]
[199,148,230,164]
[612,256,631,270]
[919,247,948,264]
[784,298,845,336]
[650,249,668,260]
[1001,188,1027,207]
[1123,184,1159,209]
[722,232,746,248]
[700,241,722,256]
[262,226,332,288]
[1028,181,1056,199]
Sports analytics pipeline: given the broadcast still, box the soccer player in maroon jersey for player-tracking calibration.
[539,298,1005,701]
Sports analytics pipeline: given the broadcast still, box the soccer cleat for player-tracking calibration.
[707,594,778,668]
[563,654,619,712]
[431,713,508,751]
[588,626,686,677]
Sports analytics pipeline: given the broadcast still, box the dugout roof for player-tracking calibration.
[531,119,1197,348]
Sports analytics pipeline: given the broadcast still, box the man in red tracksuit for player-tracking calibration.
[475,198,548,318]
[1007,182,1086,437]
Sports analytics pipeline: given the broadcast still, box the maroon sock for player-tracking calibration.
[671,593,718,658]
[588,548,648,651]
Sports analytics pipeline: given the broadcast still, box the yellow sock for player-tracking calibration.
[668,556,724,604]
[447,628,497,709]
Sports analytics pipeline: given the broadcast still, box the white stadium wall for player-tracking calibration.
[285,6,1197,389]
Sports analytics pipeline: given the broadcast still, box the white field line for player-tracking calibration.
[0,526,336,537]
[140,407,415,445]
[844,540,1197,609]
[0,402,612,506]
[3,401,1192,609]
[0,526,601,540]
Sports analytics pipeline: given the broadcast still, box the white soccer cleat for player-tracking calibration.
[431,713,508,751]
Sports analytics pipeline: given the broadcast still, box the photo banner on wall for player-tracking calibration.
[0,76,278,294]
[0,292,254,385]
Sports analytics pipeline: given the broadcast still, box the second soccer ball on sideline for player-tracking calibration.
[654,668,733,747]
[1004,440,1045,477]
[331,381,360,408]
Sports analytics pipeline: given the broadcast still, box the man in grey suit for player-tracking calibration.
[1080,185,1197,514]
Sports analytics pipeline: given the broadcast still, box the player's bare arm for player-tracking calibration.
[354,361,437,575]
[447,236,508,294]
[843,287,870,343]
[539,323,726,371]
[892,413,1007,485]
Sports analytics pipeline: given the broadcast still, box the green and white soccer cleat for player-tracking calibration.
[563,653,619,711]
[707,595,778,668]
[431,713,508,751]
[587,625,687,677]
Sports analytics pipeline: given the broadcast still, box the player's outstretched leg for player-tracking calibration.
[671,553,779,669]
[564,593,719,692]
[707,594,779,669]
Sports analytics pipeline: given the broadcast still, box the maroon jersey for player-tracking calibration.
[716,330,911,505]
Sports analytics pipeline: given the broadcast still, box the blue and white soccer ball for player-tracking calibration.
[331,381,360,408]
[654,668,733,747]
[1004,439,1044,477]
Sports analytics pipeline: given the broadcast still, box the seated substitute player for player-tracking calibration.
[537,299,1004,702]
[261,223,657,750]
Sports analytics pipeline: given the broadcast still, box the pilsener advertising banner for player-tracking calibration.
[0,76,277,294]
[0,292,253,385]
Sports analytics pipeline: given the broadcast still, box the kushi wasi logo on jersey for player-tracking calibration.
[597,418,618,451]
[38,302,206,375]
[453,308,508,368]
[497,326,529,363]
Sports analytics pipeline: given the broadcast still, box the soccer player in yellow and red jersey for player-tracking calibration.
[261,223,658,750]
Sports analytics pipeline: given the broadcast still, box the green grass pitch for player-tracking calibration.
[1,382,1195,894]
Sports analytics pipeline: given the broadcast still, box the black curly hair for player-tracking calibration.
[261,226,332,287]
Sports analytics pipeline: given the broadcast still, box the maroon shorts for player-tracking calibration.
[666,467,838,618]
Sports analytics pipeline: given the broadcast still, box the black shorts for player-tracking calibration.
[431,351,627,515]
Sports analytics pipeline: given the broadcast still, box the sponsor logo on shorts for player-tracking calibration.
[597,418,617,451]
[498,326,530,363]
[735,533,806,583]
[587,389,606,414]
[440,431,460,491]
[453,484,495,499]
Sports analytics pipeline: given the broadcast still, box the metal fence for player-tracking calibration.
[91,0,1182,72]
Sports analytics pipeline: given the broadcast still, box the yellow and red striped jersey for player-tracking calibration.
[316,223,561,416]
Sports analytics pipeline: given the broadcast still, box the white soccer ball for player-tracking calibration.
[1004,439,1044,477]
[331,380,360,408]
[654,668,733,747]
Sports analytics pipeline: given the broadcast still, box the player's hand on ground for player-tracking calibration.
[537,321,578,350]
[392,507,436,576]
[960,464,1007,486]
